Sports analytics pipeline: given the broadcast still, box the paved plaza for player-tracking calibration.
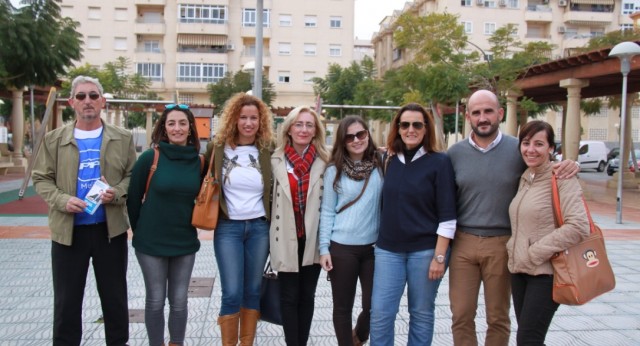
[0,172,639,345]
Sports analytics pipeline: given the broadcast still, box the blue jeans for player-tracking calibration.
[214,217,270,316]
[370,247,448,346]
[135,251,196,346]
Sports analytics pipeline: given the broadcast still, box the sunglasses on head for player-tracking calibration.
[74,92,101,101]
[398,121,426,130]
[344,130,368,144]
[165,103,189,110]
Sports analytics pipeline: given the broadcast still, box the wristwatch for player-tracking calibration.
[434,255,445,264]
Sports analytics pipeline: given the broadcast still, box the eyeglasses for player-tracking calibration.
[293,122,315,130]
[166,104,189,110]
[398,121,426,130]
[344,130,368,144]
[74,92,101,101]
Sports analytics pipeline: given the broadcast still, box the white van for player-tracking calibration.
[557,140,608,172]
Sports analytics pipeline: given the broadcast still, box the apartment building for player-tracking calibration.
[371,0,640,143]
[59,0,355,107]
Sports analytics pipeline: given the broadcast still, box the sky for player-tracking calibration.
[9,0,408,41]
[354,0,410,40]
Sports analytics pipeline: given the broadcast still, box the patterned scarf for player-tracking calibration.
[284,143,317,238]
[343,156,375,181]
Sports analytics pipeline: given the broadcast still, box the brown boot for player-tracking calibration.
[218,312,240,346]
[239,308,260,346]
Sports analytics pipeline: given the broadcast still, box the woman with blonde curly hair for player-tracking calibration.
[270,106,329,345]
[204,93,274,345]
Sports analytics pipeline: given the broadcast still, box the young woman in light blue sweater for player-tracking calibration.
[319,116,383,346]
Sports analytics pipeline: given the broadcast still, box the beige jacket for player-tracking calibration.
[269,149,326,272]
[32,121,136,246]
[507,160,590,275]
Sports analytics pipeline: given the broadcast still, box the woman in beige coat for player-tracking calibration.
[508,120,589,345]
[270,106,330,346]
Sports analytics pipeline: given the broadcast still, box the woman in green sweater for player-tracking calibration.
[127,104,203,346]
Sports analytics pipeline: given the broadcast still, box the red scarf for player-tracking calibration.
[284,143,316,238]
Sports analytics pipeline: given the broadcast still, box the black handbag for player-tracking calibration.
[260,261,282,325]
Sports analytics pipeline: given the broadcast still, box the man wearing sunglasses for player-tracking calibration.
[447,89,579,346]
[33,75,136,346]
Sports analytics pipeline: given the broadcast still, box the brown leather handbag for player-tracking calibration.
[550,174,615,305]
[191,150,219,231]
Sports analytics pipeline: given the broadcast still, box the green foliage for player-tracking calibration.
[207,71,276,108]
[0,0,82,89]
[394,12,468,66]
[582,29,640,52]
[62,57,151,99]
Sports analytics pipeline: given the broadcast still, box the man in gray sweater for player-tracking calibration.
[448,89,578,346]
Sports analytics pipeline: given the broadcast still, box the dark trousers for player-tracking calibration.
[51,223,129,346]
[328,241,374,346]
[511,273,559,346]
[278,238,321,346]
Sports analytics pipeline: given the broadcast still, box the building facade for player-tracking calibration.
[371,0,640,144]
[59,0,355,107]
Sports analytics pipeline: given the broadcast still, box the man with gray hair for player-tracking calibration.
[33,76,136,345]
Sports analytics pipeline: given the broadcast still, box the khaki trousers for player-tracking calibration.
[449,231,511,346]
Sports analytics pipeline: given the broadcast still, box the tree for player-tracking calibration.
[0,0,82,155]
[207,71,276,108]
[0,0,82,88]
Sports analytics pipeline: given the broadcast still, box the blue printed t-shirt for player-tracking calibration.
[74,127,105,225]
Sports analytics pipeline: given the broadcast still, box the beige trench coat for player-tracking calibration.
[269,149,325,273]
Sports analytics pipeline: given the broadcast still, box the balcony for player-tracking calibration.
[240,26,271,39]
[134,50,166,63]
[177,21,229,36]
[563,10,613,25]
[134,0,165,5]
[524,5,553,22]
[176,52,229,64]
[134,20,166,35]
[240,54,271,68]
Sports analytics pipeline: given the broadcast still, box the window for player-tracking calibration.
[632,106,639,119]
[622,2,635,14]
[303,71,315,84]
[621,23,634,31]
[278,42,291,55]
[136,63,163,81]
[87,36,101,49]
[242,8,270,27]
[461,0,472,6]
[633,129,639,142]
[278,71,291,83]
[484,0,497,8]
[114,37,127,51]
[330,16,342,28]
[244,44,256,57]
[462,21,473,34]
[144,40,161,53]
[484,22,496,35]
[593,107,608,117]
[177,63,226,83]
[88,7,101,20]
[279,14,292,26]
[304,43,316,56]
[329,44,342,57]
[178,93,194,104]
[304,15,317,27]
[507,0,519,8]
[392,48,402,61]
[179,4,227,24]
[588,128,607,141]
[114,8,127,21]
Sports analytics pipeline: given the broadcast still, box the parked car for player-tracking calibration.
[607,147,620,161]
[556,140,608,172]
[607,149,640,176]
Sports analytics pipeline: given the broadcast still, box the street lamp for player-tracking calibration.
[608,41,640,224]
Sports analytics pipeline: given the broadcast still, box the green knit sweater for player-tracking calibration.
[127,141,201,257]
